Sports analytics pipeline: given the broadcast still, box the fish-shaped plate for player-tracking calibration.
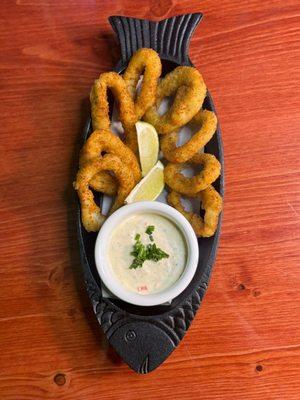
[77,13,224,374]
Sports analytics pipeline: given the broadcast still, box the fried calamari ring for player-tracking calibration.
[164,153,221,196]
[90,72,138,152]
[123,48,162,120]
[80,129,141,194]
[160,110,217,163]
[86,172,118,196]
[167,186,222,237]
[143,66,206,134]
[74,155,135,232]
[123,125,138,154]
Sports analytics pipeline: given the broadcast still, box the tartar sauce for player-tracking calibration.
[107,213,187,295]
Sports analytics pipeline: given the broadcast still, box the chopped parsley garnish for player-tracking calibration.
[146,225,155,242]
[135,233,141,241]
[146,243,169,262]
[129,226,169,269]
[145,225,155,235]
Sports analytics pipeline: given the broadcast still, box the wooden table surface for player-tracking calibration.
[0,0,299,399]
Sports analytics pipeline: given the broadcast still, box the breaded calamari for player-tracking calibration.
[74,155,135,232]
[80,129,141,194]
[164,153,221,196]
[90,72,138,152]
[167,186,222,237]
[143,66,206,134]
[160,110,217,163]
[123,48,162,120]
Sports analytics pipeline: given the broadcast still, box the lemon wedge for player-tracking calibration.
[125,161,164,203]
[136,121,159,177]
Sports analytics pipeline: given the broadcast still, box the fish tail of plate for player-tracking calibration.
[109,13,203,65]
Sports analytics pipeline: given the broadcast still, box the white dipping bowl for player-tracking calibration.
[94,201,199,306]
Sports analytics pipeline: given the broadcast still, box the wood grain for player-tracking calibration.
[0,0,299,399]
